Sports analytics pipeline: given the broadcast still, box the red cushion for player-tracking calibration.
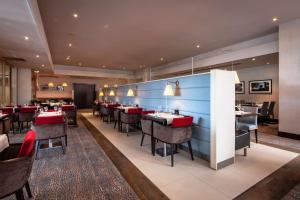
[172,116,193,128]
[0,107,13,114]
[62,105,75,111]
[141,110,155,116]
[18,130,36,157]
[20,106,37,113]
[128,108,143,114]
[107,104,120,109]
[35,115,65,125]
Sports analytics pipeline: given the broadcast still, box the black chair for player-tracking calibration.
[268,101,276,120]
[258,102,269,125]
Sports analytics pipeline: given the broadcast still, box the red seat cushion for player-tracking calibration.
[62,105,75,111]
[35,115,65,125]
[20,106,37,113]
[128,108,143,114]
[172,116,193,128]
[18,130,36,157]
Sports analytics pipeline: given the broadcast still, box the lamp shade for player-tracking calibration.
[62,82,68,87]
[127,88,134,96]
[163,84,174,96]
[233,71,240,84]
[48,82,54,87]
[109,90,115,96]
[99,91,104,96]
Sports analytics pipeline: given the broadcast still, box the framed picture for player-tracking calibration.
[249,79,272,94]
[235,81,245,94]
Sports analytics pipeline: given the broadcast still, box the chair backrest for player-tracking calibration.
[239,106,258,125]
[18,130,36,157]
[260,102,269,116]
[268,101,276,115]
[172,116,193,128]
[141,118,152,135]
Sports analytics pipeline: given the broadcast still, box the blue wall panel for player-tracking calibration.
[111,74,211,159]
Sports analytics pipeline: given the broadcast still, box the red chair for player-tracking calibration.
[153,116,194,167]
[0,130,36,200]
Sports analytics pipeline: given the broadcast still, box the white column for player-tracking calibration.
[17,68,32,105]
[279,18,300,136]
[210,69,235,170]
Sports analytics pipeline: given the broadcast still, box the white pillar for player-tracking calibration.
[17,68,32,105]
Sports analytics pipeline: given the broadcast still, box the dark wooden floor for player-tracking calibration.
[80,115,169,200]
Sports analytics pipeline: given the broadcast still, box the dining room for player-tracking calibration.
[0,0,300,200]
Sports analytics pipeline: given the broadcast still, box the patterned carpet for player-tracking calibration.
[4,121,139,200]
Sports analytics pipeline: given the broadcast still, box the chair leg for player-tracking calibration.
[255,129,258,143]
[35,140,40,159]
[15,188,25,200]
[114,120,117,129]
[140,132,145,146]
[152,137,156,156]
[25,181,32,198]
[243,148,247,156]
[171,144,174,167]
[65,135,68,146]
[62,137,66,154]
[188,141,194,160]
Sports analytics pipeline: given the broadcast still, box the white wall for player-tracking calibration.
[279,19,300,135]
[17,68,32,105]
[236,64,279,118]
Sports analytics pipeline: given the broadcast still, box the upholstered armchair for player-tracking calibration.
[237,106,259,143]
[120,108,143,135]
[62,105,77,126]
[0,130,36,200]
[140,110,155,146]
[19,107,37,132]
[153,116,194,167]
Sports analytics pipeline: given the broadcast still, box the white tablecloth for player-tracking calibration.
[148,113,184,125]
[0,135,9,152]
[235,111,253,116]
[116,106,138,113]
[38,111,62,117]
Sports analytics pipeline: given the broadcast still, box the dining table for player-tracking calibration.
[235,110,257,118]
[143,112,185,157]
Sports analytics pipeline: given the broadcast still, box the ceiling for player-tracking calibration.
[0,0,52,72]
[37,0,300,71]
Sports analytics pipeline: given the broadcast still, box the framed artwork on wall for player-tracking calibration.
[235,81,245,94]
[249,79,272,94]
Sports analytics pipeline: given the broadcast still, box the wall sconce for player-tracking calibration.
[127,88,134,96]
[99,90,104,97]
[62,82,68,87]
[163,80,179,96]
[109,88,115,96]
[48,82,54,87]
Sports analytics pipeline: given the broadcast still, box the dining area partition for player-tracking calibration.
[107,70,236,170]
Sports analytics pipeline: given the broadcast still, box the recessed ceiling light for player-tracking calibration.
[36,54,40,58]
[102,65,106,68]
[122,67,126,70]
[73,13,78,18]
[41,64,45,67]
[196,45,200,48]
[103,24,109,29]
[68,43,72,47]
[251,58,256,61]
[78,62,82,66]
[66,56,70,60]
[160,57,164,61]
[24,36,29,40]
[266,62,270,65]
[272,17,279,22]
[34,70,39,73]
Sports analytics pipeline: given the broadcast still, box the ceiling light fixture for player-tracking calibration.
[251,58,256,61]
[196,45,200,48]
[102,65,106,68]
[36,54,40,58]
[41,64,45,67]
[104,84,109,88]
[122,67,126,70]
[66,56,70,60]
[68,43,72,47]
[62,82,68,87]
[73,13,78,18]
[160,57,164,61]
[48,82,54,87]
[266,62,270,65]
[34,70,39,73]
[78,62,82,66]
[272,17,279,22]
[24,36,29,40]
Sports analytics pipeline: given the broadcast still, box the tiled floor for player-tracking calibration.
[82,113,299,200]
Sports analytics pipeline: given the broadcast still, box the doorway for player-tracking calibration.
[73,83,95,109]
